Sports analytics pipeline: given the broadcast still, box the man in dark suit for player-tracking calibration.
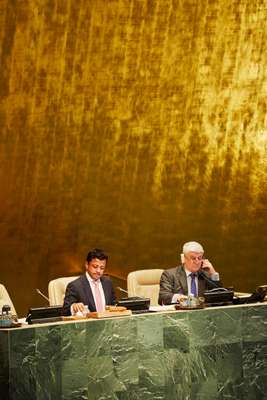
[62,248,116,315]
[158,241,221,305]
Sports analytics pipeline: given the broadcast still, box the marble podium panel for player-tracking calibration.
[0,303,267,400]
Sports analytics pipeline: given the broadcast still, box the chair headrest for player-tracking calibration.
[130,269,163,285]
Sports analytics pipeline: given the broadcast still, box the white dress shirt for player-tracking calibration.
[86,272,106,309]
[71,272,106,315]
[171,268,199,303]
[171,268,220,303]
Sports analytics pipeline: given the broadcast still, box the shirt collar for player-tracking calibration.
[184,267,196,277]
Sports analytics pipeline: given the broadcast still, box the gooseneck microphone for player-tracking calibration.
[36,289,50,303]
[116,287,128,295]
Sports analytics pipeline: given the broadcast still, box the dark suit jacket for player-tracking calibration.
[62,274,116,315]
[158,265,222,305]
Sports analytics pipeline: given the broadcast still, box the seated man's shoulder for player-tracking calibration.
[162,266,180,277]
[102,275,113,285]
[67,275,84,287]
[102,274,112,280]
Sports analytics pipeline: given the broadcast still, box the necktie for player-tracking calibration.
[190,273,197,297]
[93,280,104,312]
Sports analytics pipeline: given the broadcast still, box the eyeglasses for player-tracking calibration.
[186,255,203,262]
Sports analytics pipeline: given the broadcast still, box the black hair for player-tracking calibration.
[86,248,108,263]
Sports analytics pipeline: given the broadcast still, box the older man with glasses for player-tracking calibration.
[158,241,222,305]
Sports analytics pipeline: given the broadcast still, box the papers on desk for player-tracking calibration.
[149,305,176,312]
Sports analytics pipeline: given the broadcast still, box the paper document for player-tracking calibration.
[149,305,176,312]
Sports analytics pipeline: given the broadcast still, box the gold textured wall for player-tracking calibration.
[0,0,266,316]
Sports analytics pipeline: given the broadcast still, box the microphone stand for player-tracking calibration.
[116,287,128,295]
[36,289,50,303]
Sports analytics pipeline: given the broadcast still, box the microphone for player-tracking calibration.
[116,287,128,295]
[36,289,50,303]
[198,271,221,289]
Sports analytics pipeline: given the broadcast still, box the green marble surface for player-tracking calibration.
[1,303,267,400]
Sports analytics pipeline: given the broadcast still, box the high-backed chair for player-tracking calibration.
[127,269,164,306]
[0,284,17,315]
[48,276,78,306]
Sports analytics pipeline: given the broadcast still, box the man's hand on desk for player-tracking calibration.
[72,303,86,314]
[176,294,188,303]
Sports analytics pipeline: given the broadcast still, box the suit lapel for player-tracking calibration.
[175,266,188,295]
[180,267,188,295]
[80,275,96,311]
[100,277,110,304]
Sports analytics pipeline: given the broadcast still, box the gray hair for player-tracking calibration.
[182,241,204,254]
[180,241,204,263]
